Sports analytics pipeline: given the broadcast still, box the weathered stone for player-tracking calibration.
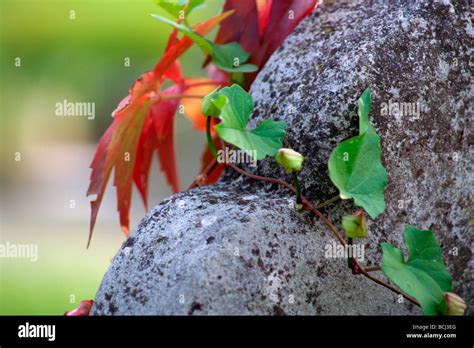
[92,183,416,315]
[92,0,473,315]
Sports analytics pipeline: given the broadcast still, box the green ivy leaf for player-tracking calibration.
[328,88,388,219]
[154,0,205,19]
[151,14,258,73]
[381,225,452,315]
[203,84,286,160]
[212,43,258,73]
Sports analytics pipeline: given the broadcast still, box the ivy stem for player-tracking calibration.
[314,195,340,209]
[364,266,381,273]
[291,172,302,206]
[206,116,219,161]
[188,157,219,190]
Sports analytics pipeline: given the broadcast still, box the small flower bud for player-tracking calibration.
[276,148,304,173]
[342,211,368,238]
[444,292,466,316]
[201,87,222,118]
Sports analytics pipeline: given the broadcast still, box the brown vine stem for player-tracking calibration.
[225,162,421,307]
[188,157,220,190]
[364,266,381,272]
[356,266,419,305]
[226,163,295,192]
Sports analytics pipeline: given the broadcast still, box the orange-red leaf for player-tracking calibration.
[64,300,94,316]
[182,79,214,131]
[133,115,157,211]
[181,67,227,132]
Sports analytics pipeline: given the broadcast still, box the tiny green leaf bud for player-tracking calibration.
[276,148,304,173]
[341,211,368,238]
[444,292,466,316]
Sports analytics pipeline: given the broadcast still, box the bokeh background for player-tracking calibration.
[0,0,223,314]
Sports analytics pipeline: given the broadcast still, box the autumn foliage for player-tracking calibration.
[87,0,317,246]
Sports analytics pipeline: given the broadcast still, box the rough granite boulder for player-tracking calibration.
[92,0,473,315]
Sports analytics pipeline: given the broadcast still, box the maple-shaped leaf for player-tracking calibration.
[381,225,452,315]
[133,84,183,210]
[208,0,318,86]
[64,300,94,316]
[87,11,233,247]
[88,72,160,242]
[202,84,286,160]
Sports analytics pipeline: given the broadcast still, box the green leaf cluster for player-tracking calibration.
[151,14,258,73]
[202,84,286,160]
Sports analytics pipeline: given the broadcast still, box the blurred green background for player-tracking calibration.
[0,0,223,314]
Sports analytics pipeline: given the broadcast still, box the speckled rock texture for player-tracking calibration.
[92,0,473,315]
[92,183,419,315]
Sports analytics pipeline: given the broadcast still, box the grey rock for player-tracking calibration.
[92,183,416,315]
[92,0,473,315]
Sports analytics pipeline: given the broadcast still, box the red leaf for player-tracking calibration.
[211,0,317,86]
[114,80,161,237]
[87,12,232,247]
[156,119,179,192]
[64,300,94,316]
[132,115,157,211]
[151,85,183,193]
[133,86,183,210]
[256,0,273,40]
